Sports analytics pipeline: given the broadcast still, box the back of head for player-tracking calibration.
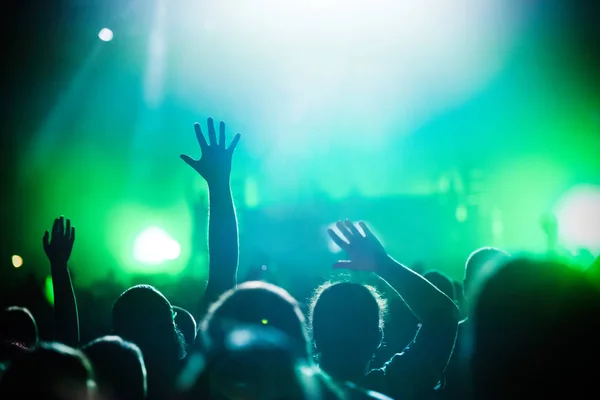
[464,247,509,295]
[173,306,197,350]
[112,284,185,362]
[201,281,310,360]
[423,270,455,300]
[0,307,38,349]
[180,325,332,400]
[310,282,385,361]
[472,258,600,399]
[83,335,147,400]
[0,342,95,400]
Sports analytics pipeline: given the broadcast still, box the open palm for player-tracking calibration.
[180,118,241,185]
[328,220,387,272]
[43,216,75,266]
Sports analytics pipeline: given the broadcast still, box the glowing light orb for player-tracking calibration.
[555,185,600,256]
[133,227,181,265]
[12,255,23,268]
[98,28,114,42]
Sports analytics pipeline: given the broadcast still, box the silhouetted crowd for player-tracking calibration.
[1,119,599,400]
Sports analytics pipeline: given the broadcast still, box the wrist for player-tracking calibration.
[376,254,397,275]
[50,261,68,271]
[207,176,231,188]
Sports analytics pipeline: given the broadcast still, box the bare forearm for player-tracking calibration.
[377,255,459,324]
[206,182,239,299]
[51,263,80,347]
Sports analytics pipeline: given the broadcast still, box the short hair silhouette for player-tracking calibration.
[82,335,147,400]
[464,247,509,294]
[0,307,38,348]
[423,270,455,299]
[0,341,95,400]
[112,285,185,399]
[472,258,600,399]
[179,325,329,400]
[173,306,196,350]
[112,284,185,361]
[201,281,310,359]
[309,282,386,361]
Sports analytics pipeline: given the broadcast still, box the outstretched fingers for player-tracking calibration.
[219,121,226,149]
[194,122,208,151]
[227,133,241,153]
[344,219,362,237]
[335,221,354,242]
[328,228,349,251]
[358,221,374,238]
[207,118,217,146]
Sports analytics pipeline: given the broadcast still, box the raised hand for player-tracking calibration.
[180,118,241,185]
[43,216,76,266]
[327,220,387,272]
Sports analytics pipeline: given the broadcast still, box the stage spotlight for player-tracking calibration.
[555,185,600,256]
[12,255,23,268]
[133,226,181,265]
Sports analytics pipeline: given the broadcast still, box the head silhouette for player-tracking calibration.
[112,285,185,399]
[309,282,386,371]
[112,284,185,362]
[0,307,38,349]
[201,281,310,360]
[472,258,600,399]
[423,270,455,300]
[82,335,147,400]
[0,342,95,400]
[173,306,197,351]
[463,247,509,298]
[180,325,328,400]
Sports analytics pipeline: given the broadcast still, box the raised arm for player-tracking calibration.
[43,216,79,347]
[329,220,459,398]
[328,220,459,324]
[181,118,241,315]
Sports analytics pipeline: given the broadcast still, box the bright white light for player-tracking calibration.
[98,28,114,42]
[555,185,600,256]
[133,227,181,264]
[171,0,526,142]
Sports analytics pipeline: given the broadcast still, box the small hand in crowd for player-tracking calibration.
[328,219,388,272]
[43,216,76,266]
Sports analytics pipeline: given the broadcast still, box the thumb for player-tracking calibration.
[43,231,50,251]
[180,154,196,168]
[333,260,356,270]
